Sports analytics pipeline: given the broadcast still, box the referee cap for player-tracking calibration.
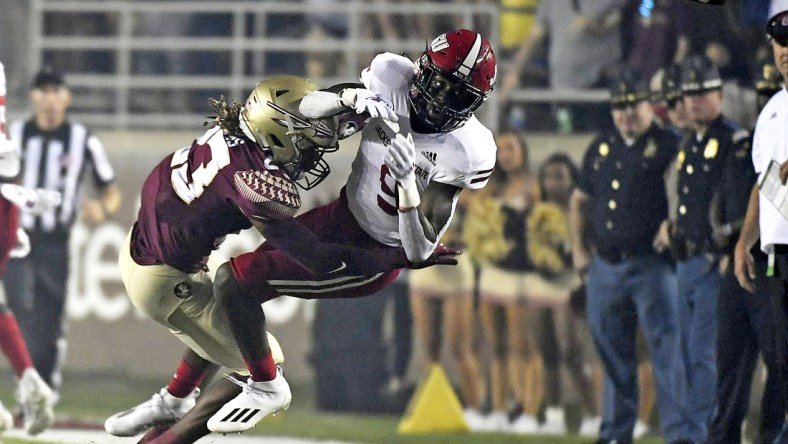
[31,68,65,89]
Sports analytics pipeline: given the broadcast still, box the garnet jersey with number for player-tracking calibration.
[132,126,300,273]
[345,52,496,247]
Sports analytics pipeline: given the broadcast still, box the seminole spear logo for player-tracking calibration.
[267,101,334,139]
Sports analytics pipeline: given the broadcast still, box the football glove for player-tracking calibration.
[385,133,420,209]
[407,243,462,269]
[0,184,62,215]
[340,88,398,122]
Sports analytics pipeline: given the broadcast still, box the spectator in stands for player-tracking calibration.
[622,0,692,80]
[499,0,627,132]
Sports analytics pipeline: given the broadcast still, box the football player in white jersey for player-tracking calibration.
[124,29,496,442]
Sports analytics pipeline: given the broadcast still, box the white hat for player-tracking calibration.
[770,0,788,21]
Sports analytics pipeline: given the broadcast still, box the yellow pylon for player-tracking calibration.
[397,364,470,434]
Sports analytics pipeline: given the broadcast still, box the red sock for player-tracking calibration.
[244,351,277,382]
[166,359,207,398]
[0,313,33,377]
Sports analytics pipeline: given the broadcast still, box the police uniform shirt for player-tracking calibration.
[578,122,678,253]
[721,129,756,228]
[9,119,115,238]
[674,115,738,247]
[752,87,788,252]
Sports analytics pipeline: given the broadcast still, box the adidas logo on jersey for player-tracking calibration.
[421,151,437,165]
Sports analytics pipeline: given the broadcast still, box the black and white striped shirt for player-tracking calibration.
[9,119,115,236]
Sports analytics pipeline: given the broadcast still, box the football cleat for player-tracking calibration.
[18,368,54,435]
[207,367,291,433]
[0,400,13,434]
[104,387,199,437]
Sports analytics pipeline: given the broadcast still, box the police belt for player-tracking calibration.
[670,237,713,261]
[595,244,655,264]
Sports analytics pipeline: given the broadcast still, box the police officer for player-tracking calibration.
[707,62,786,444]
[650,63,690,133]
[669,54,741,443]
[735,8,788,444]
[569,67,687,444]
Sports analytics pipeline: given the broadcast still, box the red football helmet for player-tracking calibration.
[409,29,497,132]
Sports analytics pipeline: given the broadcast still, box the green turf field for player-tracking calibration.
[0,370,667,444]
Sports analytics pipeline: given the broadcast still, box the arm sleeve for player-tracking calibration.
[577,140,598,196]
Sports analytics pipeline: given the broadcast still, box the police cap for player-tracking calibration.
[754,62,783,96]
[681,55,722,94]
[650,64,683,104]
[608,67,649,107]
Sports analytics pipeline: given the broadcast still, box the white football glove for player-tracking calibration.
[384,133,420,209]
[9,227,30,258]
[340,88,398,122]
[385,133,416,182]
[0,184,62,215]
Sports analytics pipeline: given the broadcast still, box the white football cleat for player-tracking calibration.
[633,419,651,439]
[0,400,13,434]
[207,368,291,433]
[18,368,54,435]
[104,387,200,437]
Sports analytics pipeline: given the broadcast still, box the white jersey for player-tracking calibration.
[345,52,497,246]
[752,86,788,253]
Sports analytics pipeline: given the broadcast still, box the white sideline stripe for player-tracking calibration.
[5,428,353,444]
[270,272,383,290]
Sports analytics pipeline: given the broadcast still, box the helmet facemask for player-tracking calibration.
[409,60,488,132]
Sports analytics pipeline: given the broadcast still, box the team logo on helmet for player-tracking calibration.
[268,101,334,140]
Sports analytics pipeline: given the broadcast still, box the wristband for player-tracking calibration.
[397,176,420,211]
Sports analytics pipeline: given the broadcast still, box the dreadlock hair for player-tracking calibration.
[204,96,245,138]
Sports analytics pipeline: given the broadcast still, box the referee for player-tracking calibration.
[2,69,121,398]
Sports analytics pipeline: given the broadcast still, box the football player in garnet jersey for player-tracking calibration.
[103,75,460,442]
[194,28,498,436]
[0,61,61,436]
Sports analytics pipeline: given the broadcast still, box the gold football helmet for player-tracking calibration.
[239,75,338,190]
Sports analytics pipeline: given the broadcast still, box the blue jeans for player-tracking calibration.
[586,253,685,442]
[675,254,722,441]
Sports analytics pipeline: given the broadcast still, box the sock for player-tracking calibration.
[0,313,33,377]
[244,351,277,382]
[166,358,206,398]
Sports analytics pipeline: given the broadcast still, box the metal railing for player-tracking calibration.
[29,0,502,130]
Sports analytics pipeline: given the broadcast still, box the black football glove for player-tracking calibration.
[407,243,462,269]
